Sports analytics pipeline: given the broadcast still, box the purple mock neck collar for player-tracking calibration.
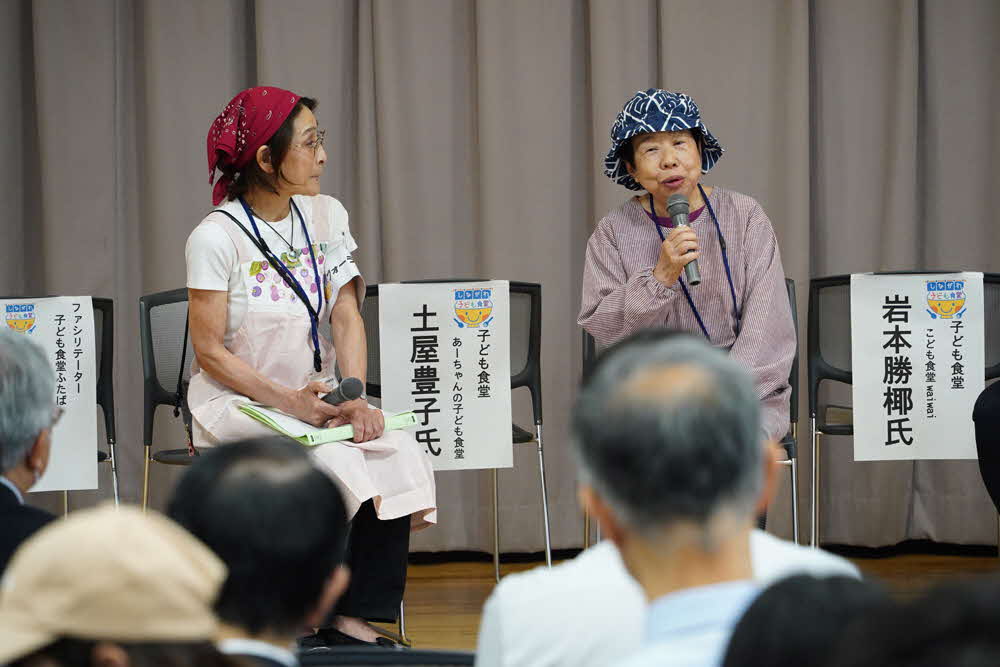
[640,202,706,228]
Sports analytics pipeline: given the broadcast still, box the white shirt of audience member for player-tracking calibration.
[475,530,859,667]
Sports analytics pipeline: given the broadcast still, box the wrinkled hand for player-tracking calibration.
[652,227,700,287]
[325,399,385,443]
[281,381,344,427]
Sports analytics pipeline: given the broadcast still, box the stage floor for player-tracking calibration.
[382,549,1000,651]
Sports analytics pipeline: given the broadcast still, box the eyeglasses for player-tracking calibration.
[293,129,326,157]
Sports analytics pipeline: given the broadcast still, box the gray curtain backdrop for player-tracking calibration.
[3,0,998,551]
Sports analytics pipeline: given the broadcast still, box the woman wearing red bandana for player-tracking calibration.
[185,87,436,647]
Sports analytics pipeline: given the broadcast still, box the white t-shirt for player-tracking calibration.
[185,195,360,346]
[474,531,860,667]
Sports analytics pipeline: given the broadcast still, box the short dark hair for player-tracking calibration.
[167,437,348,636]
[13,639,239,667]
[222,97,318,201]
[721,575,889,667]
[832,577,1000,667]
[618,127,702,171]
[572,331,762,536]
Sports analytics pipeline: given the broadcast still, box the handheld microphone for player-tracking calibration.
[667,193,701,286]
[322,377,364,405]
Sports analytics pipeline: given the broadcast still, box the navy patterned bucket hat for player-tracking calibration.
[604,88,724,191]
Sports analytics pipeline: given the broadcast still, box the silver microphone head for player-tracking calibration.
[666,193,689,219]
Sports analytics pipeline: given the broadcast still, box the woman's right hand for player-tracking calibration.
[280,381,344,426]
[652,227,700,287]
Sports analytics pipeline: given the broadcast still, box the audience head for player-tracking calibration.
[0,329,56,490]
[572,330,765,547]
[721,574,890,667]
[167,437,349,639]
[833,577,1000,667]
[0,504,228,667]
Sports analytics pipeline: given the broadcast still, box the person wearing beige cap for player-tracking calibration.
[0,503,239,667]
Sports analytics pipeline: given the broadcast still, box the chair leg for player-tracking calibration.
[142,444,151,511]
[535,423,552,568]
[62,491,68,516]
[583,509,591,549]
[790,455,800,545]
[492,468,500,583]
[398,599,410,646]
[810,419,820,548]
[108,437,120,506]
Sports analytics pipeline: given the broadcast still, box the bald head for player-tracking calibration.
[619,363,716,405]
[572,332,762,536]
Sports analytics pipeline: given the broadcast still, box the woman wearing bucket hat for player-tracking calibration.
[185,86,436,647]
[579,88,795,444]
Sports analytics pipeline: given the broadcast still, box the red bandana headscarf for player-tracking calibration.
[207,86,302,205]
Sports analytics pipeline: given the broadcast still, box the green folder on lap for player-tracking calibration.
[238,403,418,446]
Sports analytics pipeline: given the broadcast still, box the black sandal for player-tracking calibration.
[299,627,399,651]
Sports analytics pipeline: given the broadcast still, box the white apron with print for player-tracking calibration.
[186,197,436,528]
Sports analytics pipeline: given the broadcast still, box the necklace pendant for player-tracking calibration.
[288,248,300,259]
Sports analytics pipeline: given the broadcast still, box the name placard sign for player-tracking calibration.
[850,273,983,461]
[379,282,513,471]
[3,297,98,490]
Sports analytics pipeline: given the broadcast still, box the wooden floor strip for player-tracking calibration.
[376,552,1000,651]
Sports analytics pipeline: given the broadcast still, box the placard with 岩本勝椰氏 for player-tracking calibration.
[378,281,513,471]
[850,273,984,461]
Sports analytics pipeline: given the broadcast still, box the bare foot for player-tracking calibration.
[333,615,381,643]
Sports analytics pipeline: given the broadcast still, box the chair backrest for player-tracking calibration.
[785,278,799,425]
[359,280,543,423]
[92,298,116,442]
[984,273,1000,379]
[139,288,193,445]
[299,647,474,666]
[808,272,1000,418]
[807,275,852,418]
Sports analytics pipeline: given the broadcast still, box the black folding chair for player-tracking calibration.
[92,298,119,505]
[581,330,600,547]
[778,278,800,544]
[138,288,195,509]
[360,281,551,583]
[808,273,1000,547]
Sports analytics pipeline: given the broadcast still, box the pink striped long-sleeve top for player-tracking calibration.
[578,187,795,442]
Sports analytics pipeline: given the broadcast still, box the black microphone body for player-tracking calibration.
[666,193,701,286]
[322,376,365,405]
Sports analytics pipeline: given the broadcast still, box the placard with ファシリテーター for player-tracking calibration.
[850,273,983,461]
[2,297,97,490]
[378,281,513,471]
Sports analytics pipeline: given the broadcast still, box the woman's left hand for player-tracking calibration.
[325,399,385,443]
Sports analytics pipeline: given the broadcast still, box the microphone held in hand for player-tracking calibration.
[667,193,701,286]
[322,377,364,406]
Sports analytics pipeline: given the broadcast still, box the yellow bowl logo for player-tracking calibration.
[926,280,967,319]
[454,288,494,328]
[5,303,37,334]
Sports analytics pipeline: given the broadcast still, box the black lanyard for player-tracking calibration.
[236,197,325,372]
[647,184,741,341]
